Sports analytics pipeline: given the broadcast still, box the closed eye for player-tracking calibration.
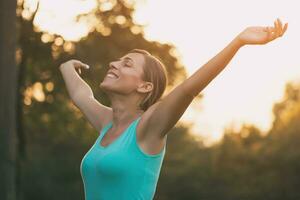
[118,57,133,67]
[124,61,131,67]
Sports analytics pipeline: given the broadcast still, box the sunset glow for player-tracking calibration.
[29,0,300,145]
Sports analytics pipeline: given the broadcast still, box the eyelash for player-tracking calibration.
[116,58,131,67]
[124,62,131,67]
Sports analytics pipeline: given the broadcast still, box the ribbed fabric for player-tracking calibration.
[80,116,167,200]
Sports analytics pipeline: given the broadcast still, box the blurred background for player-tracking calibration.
[1,0,300,199]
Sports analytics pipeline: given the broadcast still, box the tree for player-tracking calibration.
[0,0,18,199]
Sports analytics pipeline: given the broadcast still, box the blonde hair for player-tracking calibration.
[129,49,168,111]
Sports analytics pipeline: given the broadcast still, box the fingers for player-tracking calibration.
[275,18,288,37]
[274,19,280,38]
[78,63,90,75]
[273,19,282,38]
[68,59,89,75]
[282,22,288,36]
[267,18,288,42]
[72,60,90,69]
[277,18,288,37]
[276,18,283,37]
[83,64,90,69]
[277,18,283,34]
[77,60,90,69]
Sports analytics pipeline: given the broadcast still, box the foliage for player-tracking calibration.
[17,0,300,199]
[18,0,188,199]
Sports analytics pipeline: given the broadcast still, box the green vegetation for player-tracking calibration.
[3,0,299,199]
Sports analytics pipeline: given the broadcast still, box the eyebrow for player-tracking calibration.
[118,56,132,61]
[122,56,134,62]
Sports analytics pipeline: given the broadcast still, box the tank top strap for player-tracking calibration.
[132,116,142,128]
[128,115,167,158]
[98,121,113,140]
[121,116,142,142]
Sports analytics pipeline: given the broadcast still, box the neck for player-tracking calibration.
[108,93,144,128]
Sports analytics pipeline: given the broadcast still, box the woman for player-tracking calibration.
[59,18,288,200]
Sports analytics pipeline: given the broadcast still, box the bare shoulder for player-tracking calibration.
[136,102,167,155]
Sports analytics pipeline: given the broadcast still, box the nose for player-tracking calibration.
[109,61,119,70]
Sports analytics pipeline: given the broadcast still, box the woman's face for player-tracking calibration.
[99,52,146,95]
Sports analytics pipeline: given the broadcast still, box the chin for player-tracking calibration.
[99,81,110,90]
[99,78,134,95]
[99,80,117,93]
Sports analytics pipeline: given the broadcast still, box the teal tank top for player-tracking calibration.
[80,116,167,200]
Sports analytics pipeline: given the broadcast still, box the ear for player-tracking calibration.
[137,81,153,94]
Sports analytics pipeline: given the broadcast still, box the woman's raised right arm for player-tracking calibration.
[59,59,112,132]
[59,59,92,101]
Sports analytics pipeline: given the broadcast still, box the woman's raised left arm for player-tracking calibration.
[141,18,288,139]
[181,18,288,97]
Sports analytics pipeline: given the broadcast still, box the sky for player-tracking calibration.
[29,0,300,146]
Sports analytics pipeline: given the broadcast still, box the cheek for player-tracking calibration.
[119,77,139,90]
[120,72,142,84]
[117,74,143,91]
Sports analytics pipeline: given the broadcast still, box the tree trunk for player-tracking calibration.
[0,0,18,199]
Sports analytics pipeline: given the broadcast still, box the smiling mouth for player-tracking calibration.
[105,73,119,79]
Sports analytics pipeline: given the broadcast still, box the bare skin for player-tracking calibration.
[61,18,288,155]
[98,52,165,154]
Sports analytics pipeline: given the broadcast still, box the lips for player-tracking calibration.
[106,70,119,79]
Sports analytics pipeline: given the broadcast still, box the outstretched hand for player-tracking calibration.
[237,18,288,46]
